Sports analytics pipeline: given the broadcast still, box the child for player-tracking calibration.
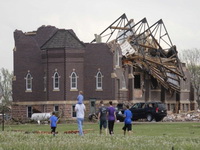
[77,91,84,104]
[122,105,132,136]
[49,112,58,136]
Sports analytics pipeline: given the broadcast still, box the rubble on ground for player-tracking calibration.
[163,110,200,122]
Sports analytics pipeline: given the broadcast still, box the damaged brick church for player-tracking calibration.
[12,14,195,120]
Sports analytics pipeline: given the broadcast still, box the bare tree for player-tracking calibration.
[179,48,200,107]
[0,68,13,110]
[0,68,13,130]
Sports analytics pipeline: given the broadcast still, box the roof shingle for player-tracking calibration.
[41,29,85,50]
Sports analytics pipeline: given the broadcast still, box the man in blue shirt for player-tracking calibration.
[49,112,58,136]
[122,105,132,136]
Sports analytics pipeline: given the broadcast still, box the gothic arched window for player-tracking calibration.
[25,72,32,91]
[70,72,77,89]
[53,72,60,90]
[96,71,103,90]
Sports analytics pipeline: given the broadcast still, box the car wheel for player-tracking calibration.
[155,118,162,122]
[146,114,153,122]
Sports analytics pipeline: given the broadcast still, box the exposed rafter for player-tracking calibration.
[92,14,186,93]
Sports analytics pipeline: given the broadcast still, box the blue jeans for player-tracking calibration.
[77,118,84,136]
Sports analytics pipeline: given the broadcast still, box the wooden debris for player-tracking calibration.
[92,13,186,93]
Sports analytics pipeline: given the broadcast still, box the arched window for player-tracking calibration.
[70,72,77,89]
[25,72,32,91]
[53,72,60,90]
[96,71,103,90]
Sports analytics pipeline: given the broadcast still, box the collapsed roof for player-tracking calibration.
[91,13,186,93]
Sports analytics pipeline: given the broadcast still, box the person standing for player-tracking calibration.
[98,100,108,135]
[75,102,86,136]
[49,112,58,136]
[122,105,132,136]
[77,91,84,104]
[107,101,116,135]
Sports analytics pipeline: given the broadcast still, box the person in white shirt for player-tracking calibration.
[75,103,86,136]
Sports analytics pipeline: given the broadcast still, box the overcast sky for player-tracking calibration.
[0,0,200,71]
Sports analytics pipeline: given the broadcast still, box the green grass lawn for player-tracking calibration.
[1,122,200,150]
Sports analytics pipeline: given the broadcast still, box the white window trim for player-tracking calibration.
[25,72,33,92]
[70,72,78,90]
[53,72,60,91]
[95,71,103,90]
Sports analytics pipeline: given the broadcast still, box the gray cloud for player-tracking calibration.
[0,0,199,71]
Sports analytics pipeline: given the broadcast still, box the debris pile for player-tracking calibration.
[92,13,185,93]
[163,111,200,122]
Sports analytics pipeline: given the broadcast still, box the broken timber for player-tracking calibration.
[91,13,186,93]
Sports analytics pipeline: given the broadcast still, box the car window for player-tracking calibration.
[140,103,145,108]
[117,103,123,109]
[132,103,139,109]
[138,103,142,108]
[142,104,146,108]
[132,103,142,109]
[147,103,153,108]
[152,103,155,107]
[158,104,166,109]
[132,103,146,109]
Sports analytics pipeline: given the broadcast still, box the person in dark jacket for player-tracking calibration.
[98,100,108,135]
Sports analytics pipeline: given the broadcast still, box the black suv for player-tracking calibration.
[116,102,167,122]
